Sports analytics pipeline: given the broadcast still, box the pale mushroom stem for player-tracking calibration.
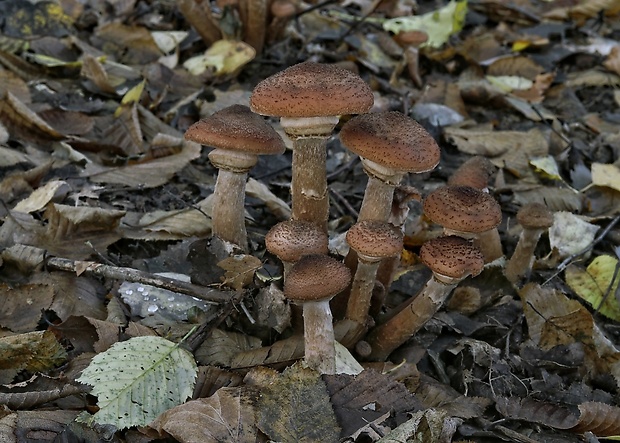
[244,0,267,53]
[346,260,379,323]
[365,277,457,361]
[211,169,248,252]
[474,228,504,263]
[358,176,397,221]
[303,299,336,374]
[504,228,545,284]
[290,137,329,230]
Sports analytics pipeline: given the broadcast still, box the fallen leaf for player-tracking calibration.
[218,255,263,291]
[548,212,600,258]
[565,255,620,321]
[591,163,620,192]
[183,40,255,76]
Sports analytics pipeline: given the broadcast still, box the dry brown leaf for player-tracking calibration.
[245,178,291,220]
[572,401,620,436]
[229,334,305,369]
[487,56,544,80]
[195,328,262,367]
[444,126,548,178]
[51,315,120,354]
[254,283,291,334]
[543,0,620,22]
[566,69,620,88]
[151,387,258,443]
[13,180,70,213]
[82,139,200,187]
[0,162,52,202]
[80,55,121,94]
[193,366,244,399]
[496,397,579,430]
[217,255,263,291]
[0,92,64,143]
[93,22,162,64]
[603,46,620,76]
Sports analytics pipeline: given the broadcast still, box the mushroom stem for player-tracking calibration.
[346,260,380,325]
[473,227,504,263]
[244,0,267,53]
[365,277,456,361]
[289,136,330,229]
[302,299,336,374]
[504,227,544,284]
[211,169,249,251]
[358,175,397,221]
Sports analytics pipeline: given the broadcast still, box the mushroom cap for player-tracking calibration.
[420,235,484,281]
[447,156,496,190]
[394,30,428,48]
[346,220,403,259]
[339,111,440,173]
[283,254,351,302]
[516,202,553,229]
[423,185,502,233]
[250,62,374,118]
[265,220,328,262]
[184,104,286,155]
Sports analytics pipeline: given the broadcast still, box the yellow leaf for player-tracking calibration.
[530,155,562,180]
[565,255,620,321]
[512,40,531,52]
[591,162,620,192]
[183,40,255,76]
[115,79,146,117]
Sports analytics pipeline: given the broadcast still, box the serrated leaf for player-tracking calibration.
[77,336,197,429]
[565,255,620,321]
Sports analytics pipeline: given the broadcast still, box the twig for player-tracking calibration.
[44,256,237,304]
[329,187,359,219]
[543,213,620,285]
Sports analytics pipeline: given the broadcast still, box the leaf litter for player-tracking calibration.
[1,0,620,441]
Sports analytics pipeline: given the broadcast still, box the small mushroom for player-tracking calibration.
[393,30,428,88]
[423,185,503,262]
[184,104,285,253]
[340,111,440,222]
[365,236,484,361]
[265,220,329,277]
[284,254,352,374]
[447,156,496,191]
[251,62,374,231]
[504,202,554,284]
[343,220,403,345]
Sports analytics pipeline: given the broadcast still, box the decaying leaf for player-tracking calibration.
[376,409,458,443]
[218,255,263,291]
[183,40,255,77]
[151,387,258,443]
[591,163,620,192]
[548,212,600,258]
[565,255,620,321]
[0,282,55,332]
[195,328,262,367]
[12,179,70,213]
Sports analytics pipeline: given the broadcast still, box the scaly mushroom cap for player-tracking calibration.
[346,220,403,260]
[516,202,553,229]
[265,220,328,263]
[184,104,286,155]
[250,62,374,118]
[423,185,502,233]
[447,156,495,190]
[420,236,484,281]
[339,111,440,173]
[284,254,351,303]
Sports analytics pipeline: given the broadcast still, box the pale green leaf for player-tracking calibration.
[383,0,468,48]
[77,336,197,429]
[565,255,620,321]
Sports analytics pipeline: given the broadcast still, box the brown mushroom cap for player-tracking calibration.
[265,220,328,262]
[184,104,286,155]
[447,156,496,190]
[516,203,554,229]
[284,254,351,303]
[420,236,484,281]
[339,111,440,173]
[250,62,374,118]
[394,30,428,48]
[346,220,403,259]
[423,185,502,233]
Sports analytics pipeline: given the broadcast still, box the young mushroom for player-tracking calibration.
[365,236,484,361]
[504,202,554,284]
[342,220,403,346]
[184,104,286,253]
[284,254,352,374]
[250,61,374,231]
[447,156,496,191]
[340,111,440,223]
[423,185,503,262]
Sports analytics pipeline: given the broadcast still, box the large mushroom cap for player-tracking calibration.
[516,202,553,229]
[265,220,328,262]
[339,111,440,173]
[346,220,403,259]
[423,185,502,233]
[250,62,374,118]
[284,254,351,303]
[184,104,286,155]
[420,236,484,282]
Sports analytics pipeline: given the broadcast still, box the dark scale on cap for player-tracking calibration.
[284,254,352,303]
[339,111,440,173]
[346,220,403,259]
[184,105,286,155]
[420,236,484,279]
[423,185,502,233]
[265,220,328,262]
[250,62,374,118]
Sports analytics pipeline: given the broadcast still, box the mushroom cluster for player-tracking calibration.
[184,60,523,371]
